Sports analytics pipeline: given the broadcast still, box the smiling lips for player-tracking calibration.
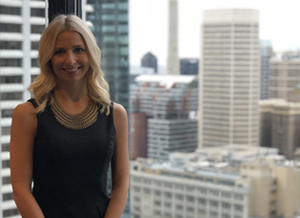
[63,67,80,72]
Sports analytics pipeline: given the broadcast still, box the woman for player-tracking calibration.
[10,15,129,218]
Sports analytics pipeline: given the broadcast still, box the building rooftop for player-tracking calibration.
[131,145,292,185]
[135,74,197,90]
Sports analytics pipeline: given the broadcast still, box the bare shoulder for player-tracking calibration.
[112,102,128,128]
[12,102,37,127]
[13,102,35,118]
[113,102,127,117]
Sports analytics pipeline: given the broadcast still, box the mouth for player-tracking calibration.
[62,67,81,72]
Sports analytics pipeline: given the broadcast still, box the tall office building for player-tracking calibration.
[199,9,260,148]
[180,58,199,75]
[0,1,45,217]
[167,0,179,75]
[269,50,300,101]
[141,52,158,73]
[86,0,129,112]
[260,40,273,99]
[130,75,198,160]
[260,99,300,159]
[0,1,93,217]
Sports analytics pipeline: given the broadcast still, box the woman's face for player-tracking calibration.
[50,30,89,85]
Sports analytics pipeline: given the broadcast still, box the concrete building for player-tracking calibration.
[129,112,147,160]
[260,40,273,99]
[180,58,199,75]
[289,83,300,102]
[130,145,300,218]
[0,1,93,217]
[199,9,260,148]
[260,99,300,159]
[141,52,158,73]
[269,50,300,101]
[86,0,129,112]
[130,75,198,160]
[0,1,46,217]
[167,0,179,75]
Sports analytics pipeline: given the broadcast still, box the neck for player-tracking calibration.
[54,82,88,102]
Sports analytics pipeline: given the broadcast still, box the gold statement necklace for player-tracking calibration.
[50,96,99,130]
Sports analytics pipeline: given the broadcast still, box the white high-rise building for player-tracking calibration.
[167,0,179,75]
[199,9,260,148]
[0,1,92,217]
[0,1,44,217]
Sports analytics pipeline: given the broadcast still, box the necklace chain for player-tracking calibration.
[50,97,99,130]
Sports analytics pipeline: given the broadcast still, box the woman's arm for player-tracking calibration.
[10,102,45,218]
[104,103,129,218]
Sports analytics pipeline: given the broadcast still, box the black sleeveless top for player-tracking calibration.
[28,99,115,218]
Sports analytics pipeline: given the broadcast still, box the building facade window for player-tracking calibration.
[0,58,22,67]
[0,23,21,33]
[0,6,21,15]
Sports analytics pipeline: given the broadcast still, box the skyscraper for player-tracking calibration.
[0,1,46,217]
[0,1,92,217]
[199,9,260,148]
[269,50,300,101]
[86,0,129,111]
[260,40,273,99]
[260,99,300,159]
[130,75,198,160]
[141,52,157,73]
[167,0,179,75]
[180,58,199,75]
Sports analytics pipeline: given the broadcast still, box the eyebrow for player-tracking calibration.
[54,44,85,50]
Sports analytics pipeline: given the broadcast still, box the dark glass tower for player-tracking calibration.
[180,58,199,75]
[86,2,130,217]
[141,52,157,73]
[87,0,129,112]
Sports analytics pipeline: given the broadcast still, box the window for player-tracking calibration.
[2,176,11,185]
[1,127,11,136]
[0,41,22,50]
[210,200,218,207]
[2,109,14,118]
[2,143,10,152]
[198,198,206,204]
[0,6,21,15]
[31,75,38,82]
[3,208,19,217]
[31,25,45,34]
[102,25,115,32]
[2,160,10,169]
[31,8,44,17]
[31,59,39,67]
[118,2,128,10]
[31,41,39,50]
[234,204,243,211]
[154,200,161,206]
[102,3,115,9]
[102,14,115,21]
[0,75,22,84]
[1,92,23,101]
[0,58,22,67]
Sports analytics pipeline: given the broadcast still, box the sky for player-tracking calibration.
[129,0,300,67]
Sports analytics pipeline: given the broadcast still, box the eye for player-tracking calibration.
[54,50,64,55]
[74,47,84,53]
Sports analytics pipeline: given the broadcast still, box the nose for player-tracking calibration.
[65,51,76,65]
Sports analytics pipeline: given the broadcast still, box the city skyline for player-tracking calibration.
[130,0,300,66]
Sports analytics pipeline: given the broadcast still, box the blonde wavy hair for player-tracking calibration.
[28,14,111,115]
